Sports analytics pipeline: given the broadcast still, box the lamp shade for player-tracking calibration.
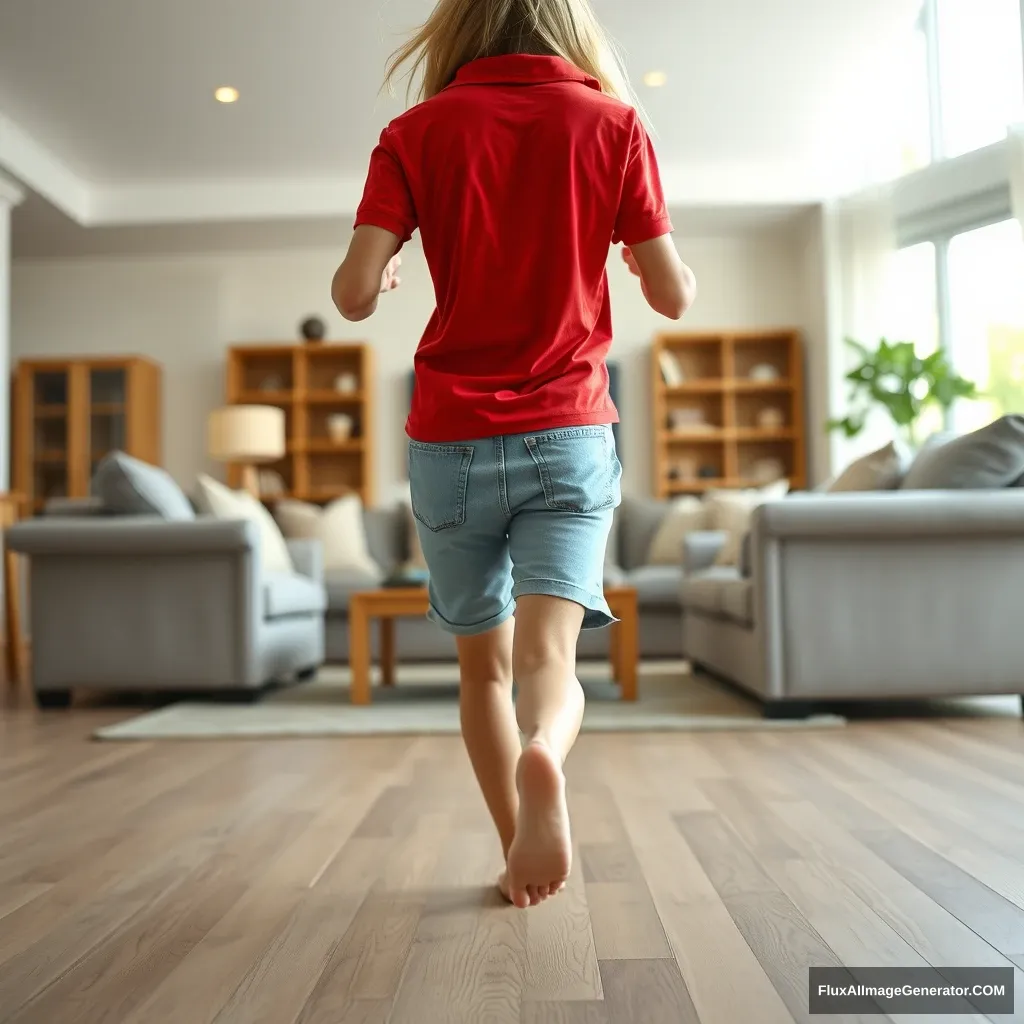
[208,405,285,463]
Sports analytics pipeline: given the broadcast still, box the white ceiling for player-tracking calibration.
[0,0,924,250]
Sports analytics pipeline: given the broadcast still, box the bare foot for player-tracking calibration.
[498,869,512,904]
[506,741,572,910]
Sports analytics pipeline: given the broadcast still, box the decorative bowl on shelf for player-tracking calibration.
[749,364,780,381]
[327,413,354,442]
[334,373,358,394]
[757,406,785,429]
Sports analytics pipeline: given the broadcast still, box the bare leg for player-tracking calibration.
[456,619,520,896]
[506,595,585,909]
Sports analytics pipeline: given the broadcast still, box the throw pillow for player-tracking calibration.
[900,415,1024,489]
[92,451,195,521]
[645,497,709,566]
[827,441,908,492]
[706,480,789,567]
[194,474,294,574]
[274,495,380,576]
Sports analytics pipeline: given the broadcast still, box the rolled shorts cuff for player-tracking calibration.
[511,578,618,631]
[427,598,516,637]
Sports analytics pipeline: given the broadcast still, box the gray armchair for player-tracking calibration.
[8,513,326,705]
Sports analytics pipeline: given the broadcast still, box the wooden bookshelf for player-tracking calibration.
[226,343,374,505]
[14,356,162,513]
[652,330,806,498]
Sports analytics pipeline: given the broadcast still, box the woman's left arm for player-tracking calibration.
[332,225,403,322]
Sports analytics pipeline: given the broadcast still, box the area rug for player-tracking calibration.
[94,663,846,740]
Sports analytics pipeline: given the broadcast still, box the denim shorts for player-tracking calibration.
[407,425,622,636]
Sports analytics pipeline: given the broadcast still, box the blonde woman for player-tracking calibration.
[333,0,695,910]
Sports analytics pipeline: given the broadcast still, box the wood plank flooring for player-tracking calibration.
[1,701,1024,1022]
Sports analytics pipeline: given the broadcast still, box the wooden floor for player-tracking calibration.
[2,698,1024,1024]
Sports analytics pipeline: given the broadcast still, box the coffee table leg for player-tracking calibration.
[349,600,372,706]
[609,618,621,683]
[618,595,639,702]
[381,617,396,687]
[3,544,23,691]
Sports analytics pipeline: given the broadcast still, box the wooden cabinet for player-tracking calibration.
[14,357,162,512]
[652,330,806,497]
[226,344,374,506]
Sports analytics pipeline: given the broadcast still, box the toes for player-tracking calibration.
[536,884,550,901]
[512,886,530,910]
[527,885,542,907]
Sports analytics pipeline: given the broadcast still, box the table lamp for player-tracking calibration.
[208,405,286,498]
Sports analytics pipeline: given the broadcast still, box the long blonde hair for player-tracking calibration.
[384,0,634,105]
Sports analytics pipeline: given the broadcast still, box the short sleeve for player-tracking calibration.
[613,115,673,246]
[354,128,418,246]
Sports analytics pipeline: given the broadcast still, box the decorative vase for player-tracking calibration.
[749,363,780,381]
[299,316,326,343]
[327,413,354,443]
[757,406,785,429]
[334,372,358,394]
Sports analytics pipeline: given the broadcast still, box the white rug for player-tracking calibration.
[94,663,847,740]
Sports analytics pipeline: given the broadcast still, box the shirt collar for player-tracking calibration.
[449,55,601,91]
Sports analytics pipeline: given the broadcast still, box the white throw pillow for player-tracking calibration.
[706,480,790,566]
[194,474,294,574]
[645,497,709,566]
[274,495,380,576]
[827,441,908,492]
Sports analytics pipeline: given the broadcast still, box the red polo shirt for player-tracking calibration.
[355,54,673,442]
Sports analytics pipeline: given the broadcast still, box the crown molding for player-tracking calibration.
[0,170,24,207]
[0,112,89,219]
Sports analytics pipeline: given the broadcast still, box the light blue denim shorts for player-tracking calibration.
[407,425,622,636]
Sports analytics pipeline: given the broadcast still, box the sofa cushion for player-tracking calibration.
[719,578,754,626]
[93,451,195,521]
[275,496,380,575]
[618,496,668,570]
[324,566,386,613]
[827,440,908,492]
[706,481,789,566]
[623,565,684,608]
[264,571,327,619]
[645,497,710,566]
[901,416,1024,489]
[195,474,294,574]
[679,566,739,616]
[603,563,627,588]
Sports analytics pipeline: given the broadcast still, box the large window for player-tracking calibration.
[946,219,1024,430]
[897,219,1024,432]
[934,0,1024,159]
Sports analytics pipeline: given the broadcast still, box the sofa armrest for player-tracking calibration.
[753,491,1024,540]
[683,531,727,574]
[7,516,258,557]
[286,538,324,582]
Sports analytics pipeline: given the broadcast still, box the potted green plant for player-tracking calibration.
[828,338,978,447]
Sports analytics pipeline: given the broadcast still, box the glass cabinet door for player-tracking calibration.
[32,371,70,509]
[88,368,127,477]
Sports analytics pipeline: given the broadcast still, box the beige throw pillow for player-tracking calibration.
[195,474,294,574]
[645,497,709,566]
[828,441,907,492]
[274,495,380,576]
[707,480,789,566]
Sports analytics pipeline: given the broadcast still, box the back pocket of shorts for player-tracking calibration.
[525,427,621,513]
[408,442,474,532]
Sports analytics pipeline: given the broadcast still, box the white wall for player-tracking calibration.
[11,221,820,500]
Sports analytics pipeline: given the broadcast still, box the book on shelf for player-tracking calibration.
[658,351,684,386]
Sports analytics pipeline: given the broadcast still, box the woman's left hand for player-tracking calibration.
[380,254,402,293]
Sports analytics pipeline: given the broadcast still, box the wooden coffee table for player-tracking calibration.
[348,585,639,705]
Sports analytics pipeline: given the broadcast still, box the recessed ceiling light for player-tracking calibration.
[214,86,240,104]
[643,71,668,88]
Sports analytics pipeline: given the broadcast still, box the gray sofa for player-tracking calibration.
[8,506,326,705]
[681,490,1024,714]
[324,496,687,662]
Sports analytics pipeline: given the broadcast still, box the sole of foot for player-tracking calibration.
[506,741,572,910]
